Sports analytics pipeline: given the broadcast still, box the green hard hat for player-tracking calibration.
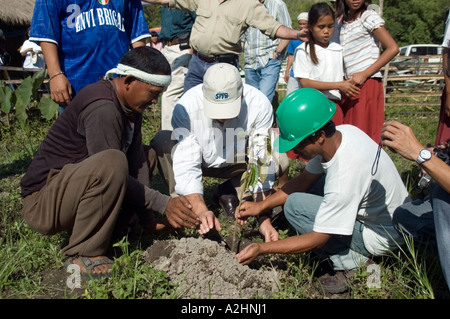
[275,88,336,153]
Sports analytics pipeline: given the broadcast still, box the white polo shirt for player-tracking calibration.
[293,41,345,100]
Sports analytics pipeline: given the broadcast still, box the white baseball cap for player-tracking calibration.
[202,63,243,119]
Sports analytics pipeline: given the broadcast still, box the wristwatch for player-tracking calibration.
[416,149,432,165]
[274,50,282,57]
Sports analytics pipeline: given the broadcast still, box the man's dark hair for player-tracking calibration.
[321,120,336,137]
[119,46,170,76]
[307,120,336,143]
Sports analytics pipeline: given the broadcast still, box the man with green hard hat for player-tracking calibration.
[235,88,411,294]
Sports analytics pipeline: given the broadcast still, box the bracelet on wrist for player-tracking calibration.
[296,30,300,40]
[49,71,64,81]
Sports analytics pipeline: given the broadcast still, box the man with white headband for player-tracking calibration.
[20,47,199,280]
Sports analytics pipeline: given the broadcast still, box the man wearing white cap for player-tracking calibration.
[20,47,199,279]
[151,63,289,239]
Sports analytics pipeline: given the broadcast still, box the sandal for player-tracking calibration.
[64,256,114,280]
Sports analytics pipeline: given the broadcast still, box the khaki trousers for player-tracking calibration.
[160,45,192,130]
[21,149,128,257]
[150,130,289,198]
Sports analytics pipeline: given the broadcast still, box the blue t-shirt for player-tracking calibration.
[287,39,303,77]
[30,0,150,95]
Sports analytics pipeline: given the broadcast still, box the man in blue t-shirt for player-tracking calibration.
[29,0,150,109]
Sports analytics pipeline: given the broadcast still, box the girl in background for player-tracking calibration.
[293,2,359,126]
[337,0,398,142]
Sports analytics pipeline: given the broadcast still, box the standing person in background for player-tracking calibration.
[435,7,450,146]
[148,31,162,51]
[284,12,309,96]
[142,0,307,93]
[157,4,195,130]
[293,2,359,126]
[20,28,45,69]
[0,29,11,66]
[336,0,398,142]
[329,0,341,44]
[242,0,292,105]
[29,0,150,111]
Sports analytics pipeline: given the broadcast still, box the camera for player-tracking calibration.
[417,147,450,189]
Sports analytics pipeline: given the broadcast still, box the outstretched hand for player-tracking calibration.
[235,201,263,225]
[236,243,261,265]
[197,210,222,235]
[49,75,72,106]
[165,196,199,230]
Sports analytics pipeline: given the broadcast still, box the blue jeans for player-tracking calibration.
[393,183,450,290]
[184,53,240,93]
[284,192,370,271]
[244,58,282,103]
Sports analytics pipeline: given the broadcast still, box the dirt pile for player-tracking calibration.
[143,236,280,299]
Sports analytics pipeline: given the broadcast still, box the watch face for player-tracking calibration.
[420,149,432,160]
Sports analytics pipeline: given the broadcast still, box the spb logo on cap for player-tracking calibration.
[215,92,230,101]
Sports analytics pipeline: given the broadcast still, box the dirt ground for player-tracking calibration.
[35,234,281,299]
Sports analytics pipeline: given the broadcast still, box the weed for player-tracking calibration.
[83,237,177,299]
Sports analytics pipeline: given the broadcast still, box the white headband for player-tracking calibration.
[104,63,171,87]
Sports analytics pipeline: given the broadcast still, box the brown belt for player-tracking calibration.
[164,38,179,46]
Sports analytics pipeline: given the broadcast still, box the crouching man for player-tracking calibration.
[20,47,199,279]
[235,89,411,293]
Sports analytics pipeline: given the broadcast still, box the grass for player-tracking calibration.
[0,90,449,300]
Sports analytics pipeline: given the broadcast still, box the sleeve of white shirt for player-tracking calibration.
[172,134,204,195]
[171,102,205,195]
[443,15,450,48]
[246,90,276,193]
[361,10,385,32]
[292,44,311,79]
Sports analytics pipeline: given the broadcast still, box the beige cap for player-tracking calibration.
[202,63,243,119]
[297,12,308,22]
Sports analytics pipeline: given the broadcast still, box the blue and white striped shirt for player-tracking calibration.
[242,0,292,69]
